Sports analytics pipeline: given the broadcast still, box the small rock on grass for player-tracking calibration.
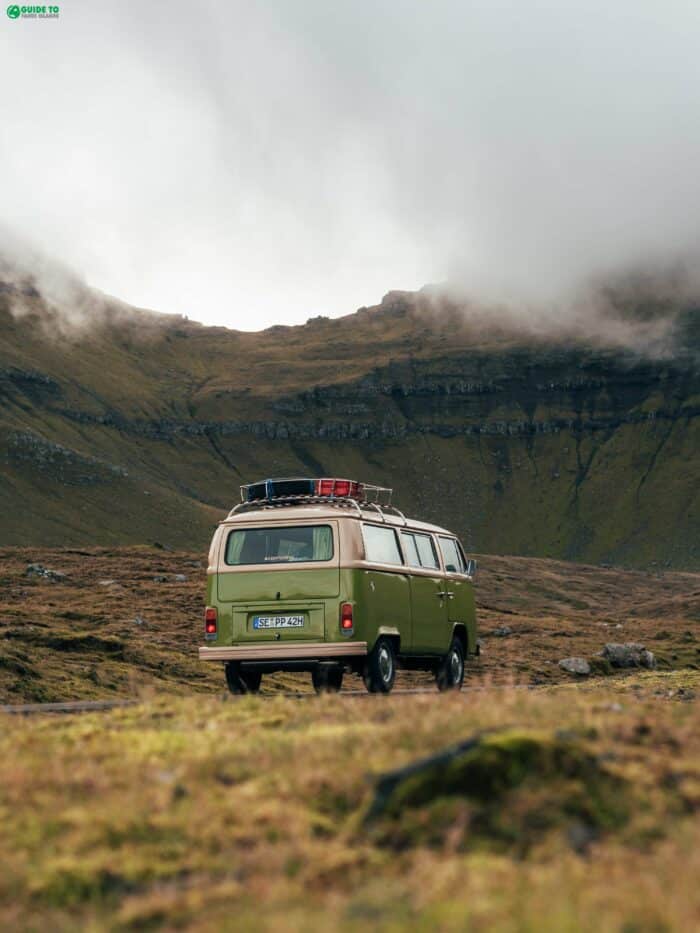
[493,626,513,637]
[25,563,66,581]
[558,657,591,676]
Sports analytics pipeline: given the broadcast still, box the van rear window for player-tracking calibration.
[225,525,333,565]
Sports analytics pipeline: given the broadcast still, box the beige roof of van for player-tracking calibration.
[221,503,454,536]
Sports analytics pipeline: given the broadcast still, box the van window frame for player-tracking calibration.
[399,531,421,567]
[361,522,404,567]
[400,530,440,571]
[224,523,335,566]
[456,539,469,571]
[437,535,467,575]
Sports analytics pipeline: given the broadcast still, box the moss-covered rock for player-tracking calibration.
[366,728,628,854]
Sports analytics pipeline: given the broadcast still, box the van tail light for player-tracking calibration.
[340,602,354,636]
[205,606,217,639]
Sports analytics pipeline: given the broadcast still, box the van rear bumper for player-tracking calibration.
[198,642,368,662]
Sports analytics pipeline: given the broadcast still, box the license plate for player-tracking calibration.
[252,614,305,629]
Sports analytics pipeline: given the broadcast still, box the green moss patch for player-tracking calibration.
[366,729,628,854]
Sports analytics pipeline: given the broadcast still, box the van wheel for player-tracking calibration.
[311,666,343,693]
[436,638,465,691]
[225,662,262,695]
[363,637,396,693]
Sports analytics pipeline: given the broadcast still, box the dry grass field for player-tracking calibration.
[0,676,699,931]
[0,547,698,701]
[1,548,699,930]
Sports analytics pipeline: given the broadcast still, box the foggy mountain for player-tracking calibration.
[1,263,697,568]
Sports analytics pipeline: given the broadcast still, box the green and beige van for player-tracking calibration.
[199,478,477,694]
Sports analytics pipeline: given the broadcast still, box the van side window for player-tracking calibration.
[362,524,402,565]
[400,532,421,566]
[414,533,439,569]
[438,536,465,573]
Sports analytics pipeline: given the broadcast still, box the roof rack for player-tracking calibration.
[227,477,405,522]
[238,478,393,505]
[362,502,408,525]
[227,496,409,523]
[229,495,364,518]
[359,483,394,506]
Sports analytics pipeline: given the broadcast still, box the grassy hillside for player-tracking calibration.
[1,276,698,568]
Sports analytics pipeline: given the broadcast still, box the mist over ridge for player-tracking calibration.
[1,233,698,366]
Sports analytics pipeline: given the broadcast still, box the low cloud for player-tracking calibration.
[1,2,700,331]
[0,229,112,335]
[0,228,177,339]
[433,258,700,357]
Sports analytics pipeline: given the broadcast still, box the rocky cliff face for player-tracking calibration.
[0,280,698,568]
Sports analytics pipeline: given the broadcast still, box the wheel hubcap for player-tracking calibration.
[379,645,392,681]
[449,650,463,682]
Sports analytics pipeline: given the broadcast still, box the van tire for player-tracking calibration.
[312,666,343,693]
[225,662,262,695]
[364,637,396,693]
[436,638,465,691]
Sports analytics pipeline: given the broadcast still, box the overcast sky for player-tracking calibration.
[1,1,700,329]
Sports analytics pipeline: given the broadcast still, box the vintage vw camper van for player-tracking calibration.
[199,478,477,694]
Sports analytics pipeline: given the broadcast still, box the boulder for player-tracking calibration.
[558,657,591,676]
[602,643,657,669]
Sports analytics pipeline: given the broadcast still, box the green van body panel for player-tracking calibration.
[409,574,449,652]
[446,574,476,648]
[355,568,411,650]
[216,567,340,603]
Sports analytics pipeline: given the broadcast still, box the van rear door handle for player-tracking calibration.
[436,591,455,599]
